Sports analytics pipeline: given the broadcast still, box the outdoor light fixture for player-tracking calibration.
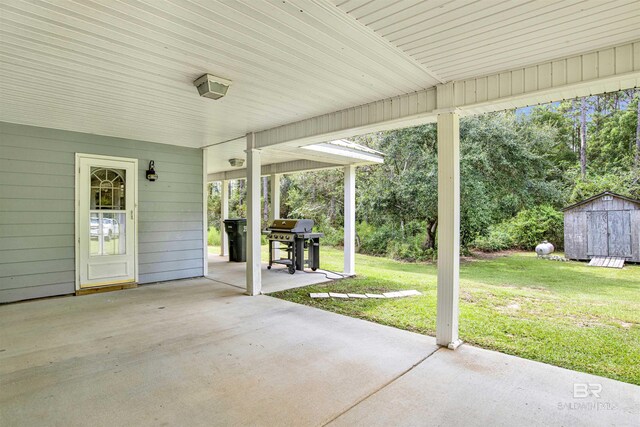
[146,161,158,181]
[193,73,232,100]
[228,158,244,167]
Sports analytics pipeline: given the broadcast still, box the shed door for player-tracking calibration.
[586,211,608,256]
[607,210,631,257]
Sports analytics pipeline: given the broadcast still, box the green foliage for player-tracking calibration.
[474,205,564,251]
[472,223,513,252]
[507,205,564,250]
[206,91,639,261]
[208,227,221,246]
[207,183,221,230]
[356,222,395,256]
[588,94,639,172]
[569,171,640,202]
[316,225,343,247]
[355,111,566,258]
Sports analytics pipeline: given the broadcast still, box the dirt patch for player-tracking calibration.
[502,284,551,293]
[495,302,522,314]
[461,291,477,303]
[464,250,526,261]
[616,320,637,329]
[576,321,607,328]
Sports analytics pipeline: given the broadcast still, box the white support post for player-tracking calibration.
[220,179,229,257]
[246,133,262,296]
[344,165,356,276]
[269,173,281,260]
[436,112,462,349]
[202,149,209,276]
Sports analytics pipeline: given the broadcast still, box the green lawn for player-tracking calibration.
[265,246,640,385]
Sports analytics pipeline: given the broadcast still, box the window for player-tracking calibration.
[89,167,127,256]
[90,167,126,210]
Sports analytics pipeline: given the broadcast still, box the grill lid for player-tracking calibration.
[266,219,314,233]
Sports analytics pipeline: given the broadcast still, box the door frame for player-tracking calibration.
[75,153,139,291]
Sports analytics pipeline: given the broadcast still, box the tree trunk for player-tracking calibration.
[580,97,588,179]
[423,219,438,250]
[262,176,269,224]
[571,99,578,153]
[329,195,336,223]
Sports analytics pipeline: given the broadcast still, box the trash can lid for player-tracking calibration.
[223,218,247,223]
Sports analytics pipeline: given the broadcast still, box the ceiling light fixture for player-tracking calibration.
[193,74,232,100]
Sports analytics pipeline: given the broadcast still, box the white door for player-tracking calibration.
[77,155,136,288]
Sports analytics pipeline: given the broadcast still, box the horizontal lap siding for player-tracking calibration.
[0,121,204,303]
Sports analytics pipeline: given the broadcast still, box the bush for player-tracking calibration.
[356,222,395,256]
[509,205,564,249]
[473,205,564,251]
[356,221,437,261]
[208,227,221,246]
[473,222,513,251]
[317,225,343,247]
[387,237,436,262]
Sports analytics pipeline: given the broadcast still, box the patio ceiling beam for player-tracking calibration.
[252,41,640,148]
[207,159,342,182]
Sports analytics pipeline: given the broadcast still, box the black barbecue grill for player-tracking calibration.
[264,219,323,274]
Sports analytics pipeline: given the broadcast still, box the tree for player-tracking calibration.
[580,97,588,178]
[357,112,563,250]
[262,177,268,223]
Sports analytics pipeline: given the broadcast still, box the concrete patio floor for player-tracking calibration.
[1,278,638,426]
[207,253,344,293]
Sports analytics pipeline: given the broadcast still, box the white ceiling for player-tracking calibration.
[1,0,639,155]
[0,0,436,149]
[333,0,640,81]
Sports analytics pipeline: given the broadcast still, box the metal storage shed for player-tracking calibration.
[563,192,640,262]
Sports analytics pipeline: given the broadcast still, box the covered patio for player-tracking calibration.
[1,280,638,426]
[206,137,384,291]
[207,252,342,293]
[1,0,640,424]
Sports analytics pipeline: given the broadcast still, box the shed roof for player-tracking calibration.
[562,191,640,211]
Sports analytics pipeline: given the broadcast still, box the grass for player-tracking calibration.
[266,247,640,385]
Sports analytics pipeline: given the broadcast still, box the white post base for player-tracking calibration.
[447,339,464,350]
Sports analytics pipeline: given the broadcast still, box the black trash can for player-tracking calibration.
[223,218,247,262]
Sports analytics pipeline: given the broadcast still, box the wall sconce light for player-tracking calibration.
[228,158,244,167]
[146,161,158,181]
